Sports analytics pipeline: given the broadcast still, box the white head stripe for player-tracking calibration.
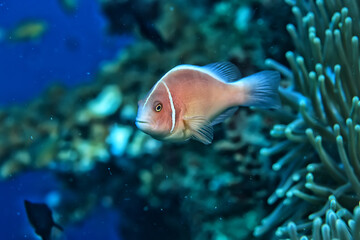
[143,80,162,110]
[161,81,176,133]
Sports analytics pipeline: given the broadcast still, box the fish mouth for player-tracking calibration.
[135,119,149,124]
[135,119,153,134]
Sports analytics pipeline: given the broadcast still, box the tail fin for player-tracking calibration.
[53,222,64,231]
[235,71,281,109]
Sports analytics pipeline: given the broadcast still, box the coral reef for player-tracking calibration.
[131,109,277,239]
[255,0,360,238]
[0,0,326,239]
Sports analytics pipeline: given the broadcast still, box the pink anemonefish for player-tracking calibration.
[135,62,281,145]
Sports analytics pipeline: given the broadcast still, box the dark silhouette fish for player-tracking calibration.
[102,0,171,51]
[24,200,63,240]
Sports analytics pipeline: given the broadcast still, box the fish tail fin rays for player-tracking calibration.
[235,71,281,109]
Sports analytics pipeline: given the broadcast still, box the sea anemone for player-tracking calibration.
[254,0,360,238]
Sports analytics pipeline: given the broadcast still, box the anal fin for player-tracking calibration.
[211,107,238,126]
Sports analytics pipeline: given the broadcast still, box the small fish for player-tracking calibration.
[135,62,281,144]
[24,200,63,240]
[9,20,48,42]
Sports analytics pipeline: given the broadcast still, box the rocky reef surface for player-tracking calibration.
[4,0,360,240]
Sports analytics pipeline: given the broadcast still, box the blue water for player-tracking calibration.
[0,171,121,240]
[0,0,129,239]
[0,171,58,240]
[0,0,132,105]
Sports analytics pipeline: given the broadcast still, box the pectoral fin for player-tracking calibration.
[184,116,213,145]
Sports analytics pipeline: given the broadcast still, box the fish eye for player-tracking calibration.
[155,103,162,112]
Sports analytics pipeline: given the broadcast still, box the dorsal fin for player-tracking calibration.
[201,62,242,82]
[183,116,213,145]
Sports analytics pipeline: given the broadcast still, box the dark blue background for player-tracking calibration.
[0,0,129,239]
[0,0,132,105]
[0,171,121,240]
